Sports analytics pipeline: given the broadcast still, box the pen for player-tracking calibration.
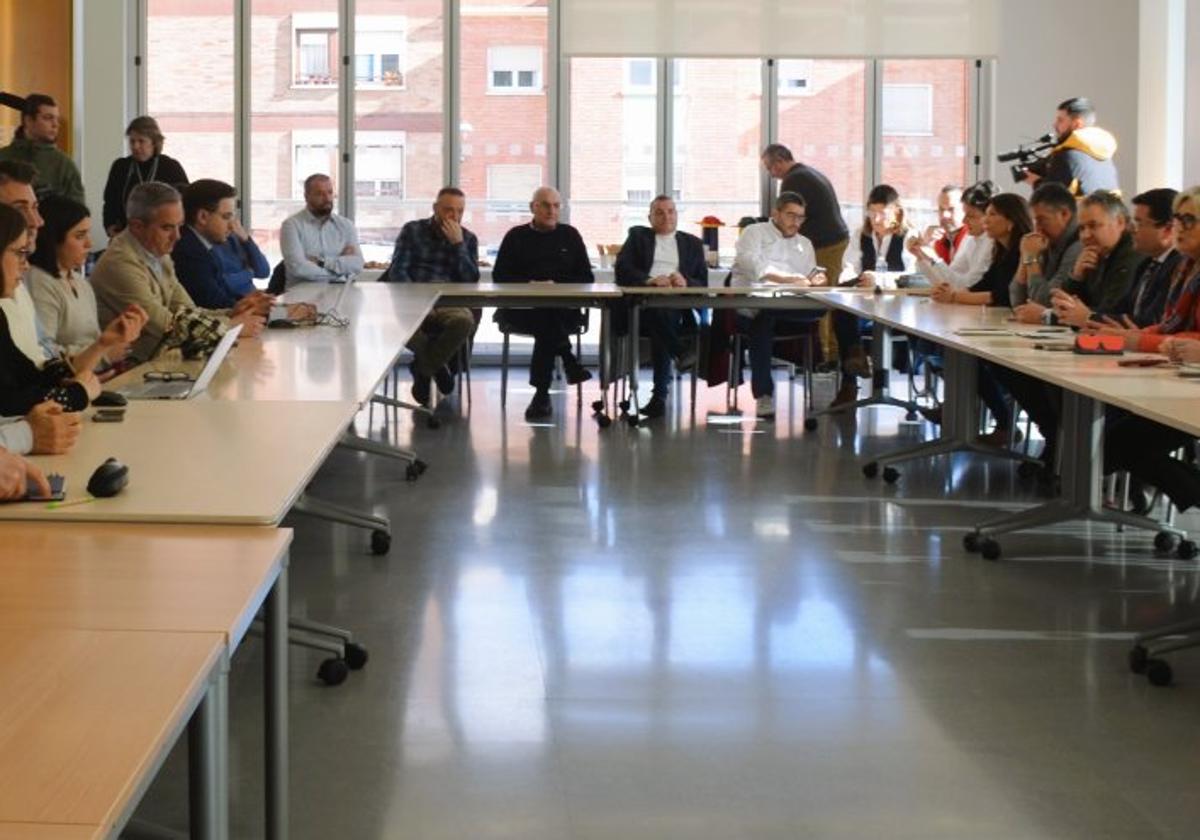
[47,497,97,510]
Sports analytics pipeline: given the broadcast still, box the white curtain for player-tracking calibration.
[562,0,999,59]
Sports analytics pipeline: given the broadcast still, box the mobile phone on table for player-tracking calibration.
[92,408,126,423]
[1117,357,1169,368]
[24,473,66,502]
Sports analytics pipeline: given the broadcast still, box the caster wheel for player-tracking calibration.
[425,416,441,430]
[317,657,349,686]
[803,417,818,431]
[405,465,420,482]
[1154,531,1179,553]
[980,538,1001,561]
[1146,658,1173,687]
[862,461,879,479]
[414,459,429,474]
[619,400,630,412]
[1017,461,1039,480]
[1128,645,1149,675]
[591,399,604,412]
[1177,540,1198,561]
[370,530,391,555]
[344,642,369,670]
[963,532,980,553]
[626,414,639,428]
[905,410,919,422]
[596,413,612,428]
[882,467,900,484]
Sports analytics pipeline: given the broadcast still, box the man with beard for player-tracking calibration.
[279,173,365,284]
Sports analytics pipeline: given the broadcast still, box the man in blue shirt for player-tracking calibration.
[383,187,479,405]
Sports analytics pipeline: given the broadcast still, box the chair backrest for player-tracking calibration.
[267,260,287,295]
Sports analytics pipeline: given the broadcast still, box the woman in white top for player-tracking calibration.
[908,180,995,288]
[841,184,917,289]
[27,196,113,363]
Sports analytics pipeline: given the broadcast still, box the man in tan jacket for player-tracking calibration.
[92,182,279,361]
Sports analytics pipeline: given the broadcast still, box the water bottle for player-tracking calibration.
[874,253,887,289]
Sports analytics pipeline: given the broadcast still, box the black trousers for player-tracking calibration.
[991,365,1058,455]
[641,309,689,398]
[1105,413,1200,512]
[497,308,585,390]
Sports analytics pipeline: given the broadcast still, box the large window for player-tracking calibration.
[145,1,235,186]
[880,60,971,231]
[776,60,867,228]
[568,57,658,255]
[354,2,444,263]
[672,59,762,257]
[459,0,549,259]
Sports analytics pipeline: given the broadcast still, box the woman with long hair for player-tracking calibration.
[932,192,1033,308]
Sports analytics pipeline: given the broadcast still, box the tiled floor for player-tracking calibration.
[136,370,1200,839]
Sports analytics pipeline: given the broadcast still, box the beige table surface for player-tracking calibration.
[0,628,224,832]
[0,400,358,525]
[810,291,1200,437]
[0,825,100,839]
[425,281,623,299]
[0,524,290,646]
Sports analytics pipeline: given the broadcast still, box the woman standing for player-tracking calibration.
[102,116,189,235]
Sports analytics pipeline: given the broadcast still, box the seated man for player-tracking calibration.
[730,191,828,420]
[382,186,480,406]
[614,194,707,419]
[1052,188,1182,328]
[91,182,266,362]
[279,174,364,285]
[1010,182,1082,321]
[213,216,271,299]
[492,186,594,421]
[0,446,49,500]
[173,179,314,320]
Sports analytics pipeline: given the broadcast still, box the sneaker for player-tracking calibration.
[565,362,593,385]
[641,394,667,419]
[756,394,775,420]
[524,391,553,421]
[409,364,431,406]
[434,365,455,395]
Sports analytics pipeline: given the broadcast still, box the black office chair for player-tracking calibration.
[495,309,590,408]
[267,260,288,295]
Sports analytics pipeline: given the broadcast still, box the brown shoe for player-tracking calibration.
[843,347,873,379]
[830,381,859,408]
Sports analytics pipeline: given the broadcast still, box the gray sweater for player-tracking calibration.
[1009,221,1082,307]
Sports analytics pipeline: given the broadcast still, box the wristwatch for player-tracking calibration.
[1021,256,1039,266]
[315,257,326,269]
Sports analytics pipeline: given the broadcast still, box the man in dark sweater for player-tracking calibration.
[492,186,594,421]
[761,144,850,285]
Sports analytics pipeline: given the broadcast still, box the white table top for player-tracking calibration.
[811,291,1200,437]
[0,401,359,525]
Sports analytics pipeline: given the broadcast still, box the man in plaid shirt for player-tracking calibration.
[382,187,479,406]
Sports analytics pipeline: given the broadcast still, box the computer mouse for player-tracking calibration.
[268,319,297,329]
[86,457,130,498]
[92,390,128,407]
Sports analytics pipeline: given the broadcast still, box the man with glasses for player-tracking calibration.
[730,192,828,419]
[1052,188,1182,328]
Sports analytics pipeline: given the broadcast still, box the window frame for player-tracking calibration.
[487,45,544,95]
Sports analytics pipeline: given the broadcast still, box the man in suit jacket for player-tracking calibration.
[615,194,708,418]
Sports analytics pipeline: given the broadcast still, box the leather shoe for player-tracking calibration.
[524,391,553,421]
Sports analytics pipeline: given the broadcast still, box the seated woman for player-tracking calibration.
[0,205,147,416]
[831,184,917,406]
[931,193,1033,446]
[27,196,123,368]
[909,181,995,289]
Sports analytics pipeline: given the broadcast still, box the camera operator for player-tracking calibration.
[1025,97,1119,195]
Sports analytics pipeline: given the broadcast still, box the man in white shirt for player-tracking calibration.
[731,192,827,419]
[279,174,365,285]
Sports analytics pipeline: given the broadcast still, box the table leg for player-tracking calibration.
[629,301,641,416]
[266,561,289,840]
[189,655,229,840]
[810,321,920,420]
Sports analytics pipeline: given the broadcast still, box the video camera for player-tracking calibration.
[997,133,1056,183]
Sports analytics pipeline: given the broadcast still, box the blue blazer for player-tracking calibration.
[614,226,708,288]
[172,227,244,309]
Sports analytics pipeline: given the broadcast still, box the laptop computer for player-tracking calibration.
[121,323,244,400]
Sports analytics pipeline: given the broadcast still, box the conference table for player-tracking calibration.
[810,290,1199,559]
[0,524,291,840]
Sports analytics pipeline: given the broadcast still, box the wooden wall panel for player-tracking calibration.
[0,0,74,152]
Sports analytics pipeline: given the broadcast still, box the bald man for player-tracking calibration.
[492,186,594,421]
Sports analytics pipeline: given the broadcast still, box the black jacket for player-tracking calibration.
[492,223,593,284]
[103,154,190,231]
[0,310,88,415]
[1061,232,1140,315]
[614,226,708,288]
[778,163,849,249]
[971,244,1019,307]
[1095,248,1184,328]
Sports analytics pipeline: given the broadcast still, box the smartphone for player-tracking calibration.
[1117,357,1170,368]
[92,408,126,423]
[24,473,66,503]
[808,265,826,281]
[1033,342,1075,351]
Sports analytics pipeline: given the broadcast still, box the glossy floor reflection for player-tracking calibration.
[137,370,1200,839]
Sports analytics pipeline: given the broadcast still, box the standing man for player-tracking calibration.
[614,194,708,419]
[383,187,480,406]
[760,144,849,285]
[1025,97,1119,195]
[730,192,828,420]
[279,174,364,286]
[0,94,85,204]
[493,186,594,421]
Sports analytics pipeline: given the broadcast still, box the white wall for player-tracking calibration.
[73,0,132,247]
[991,0,1141,195]
[1186,1,1200,187]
